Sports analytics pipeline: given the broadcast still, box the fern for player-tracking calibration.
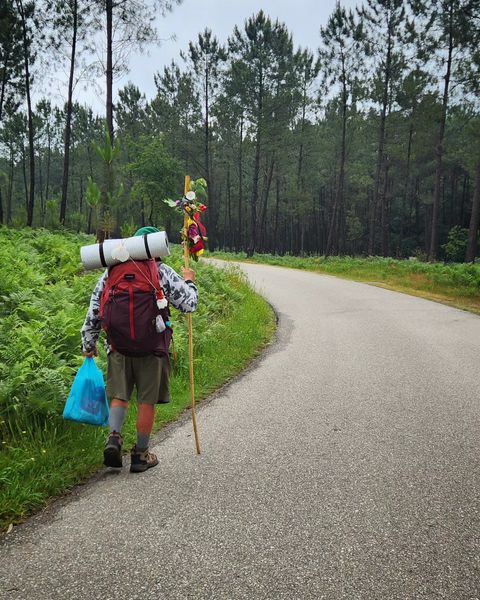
[0,227,246,441]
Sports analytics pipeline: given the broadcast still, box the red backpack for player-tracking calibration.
[99,259,172,357]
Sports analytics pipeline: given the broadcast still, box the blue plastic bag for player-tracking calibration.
[63,357,109,426]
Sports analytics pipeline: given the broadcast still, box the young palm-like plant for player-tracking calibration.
[92,126,124,240]
[85,176,101,234]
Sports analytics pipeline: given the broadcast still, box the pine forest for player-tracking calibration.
[1,0,480,262]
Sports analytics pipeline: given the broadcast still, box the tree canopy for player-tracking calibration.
[1,0,480,262]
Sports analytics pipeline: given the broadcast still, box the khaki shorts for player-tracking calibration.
[106,352,170,405]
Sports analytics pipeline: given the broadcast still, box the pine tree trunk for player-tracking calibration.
[381,163,390,256]
[60,0,78,225]
[0,50,9,121]
[237,114,243,251]
[7,149,13,223]
[297,85,307,190]
[226,164,232,250]
[106,0,114,142]
[97,0,114,243]
[257,157,274,250]
[206,68,215,248]
[300,217,306,256]
[38,151,44,219]
[205,66,210,182]
[249,134,261,254]
[248,69,263,257]
[21,144,28,212]
[369,23,392,256]
[398,120,414,256]
[460,172,469,226]
[326,60,347,257]
[79,175,84,214]
[465,160,480,263]
[45,128,51,203]
[222,173,228,248]
[273,176,280,254]
[449,168,457,228]
[429,4,453,261]
[414,178,420,236]
[16,0,35,226]
[87,206,93,233]
[272,173,281,254]
[204,65,217,249]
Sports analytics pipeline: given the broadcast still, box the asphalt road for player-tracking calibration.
[1,262,480,600]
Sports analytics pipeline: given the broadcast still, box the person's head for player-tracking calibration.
[133,226,160,237]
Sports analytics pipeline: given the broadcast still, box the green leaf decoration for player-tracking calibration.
[163,198,178,208]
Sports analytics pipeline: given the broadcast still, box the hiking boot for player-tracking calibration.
[103,432,123,468]
[130,446,159,473]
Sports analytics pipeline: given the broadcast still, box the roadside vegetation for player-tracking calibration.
[209,252,480,315]
[0,228,275,530]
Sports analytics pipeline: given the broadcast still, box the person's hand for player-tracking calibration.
[82,346,98,357]
[182,267,195,283]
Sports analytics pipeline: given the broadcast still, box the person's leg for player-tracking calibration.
[136,403,154,450]
[130,403,159,472]
[109,398,128,434]
[104,398,128,468]
[130,355,166,472]
[104,352,133,468]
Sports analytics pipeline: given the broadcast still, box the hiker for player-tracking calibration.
[81,226,198,473]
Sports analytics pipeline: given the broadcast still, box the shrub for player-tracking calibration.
[442,226,469,263]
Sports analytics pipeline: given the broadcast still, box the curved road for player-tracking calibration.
[1,262,480,600]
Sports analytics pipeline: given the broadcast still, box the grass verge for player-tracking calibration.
[0,229,275,530]
[209,252,480,315]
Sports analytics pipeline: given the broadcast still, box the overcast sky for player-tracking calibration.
[55,0,360,113]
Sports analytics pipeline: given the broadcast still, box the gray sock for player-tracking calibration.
[109,405,127,435]
[136,432,150,450]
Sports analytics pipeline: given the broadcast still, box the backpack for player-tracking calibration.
[99,259,172,357]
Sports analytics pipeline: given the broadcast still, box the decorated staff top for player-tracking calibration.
[164,178,208,261]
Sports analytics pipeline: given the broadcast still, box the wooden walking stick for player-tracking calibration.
[183,175,201,455]
[163,176,207,454]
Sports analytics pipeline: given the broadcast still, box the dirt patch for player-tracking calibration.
[409,273,429,286]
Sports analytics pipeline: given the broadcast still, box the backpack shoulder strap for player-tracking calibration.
[147,259,162,291]
[99,267,114,316]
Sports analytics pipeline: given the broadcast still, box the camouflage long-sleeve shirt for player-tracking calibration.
[81,262,198,353]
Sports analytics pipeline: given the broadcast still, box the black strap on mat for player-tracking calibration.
[99,242,107,267]
[143,233,152,259]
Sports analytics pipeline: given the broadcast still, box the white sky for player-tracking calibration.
[42,0,360,114]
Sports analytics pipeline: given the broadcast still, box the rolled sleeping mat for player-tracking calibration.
[123,232,170,260]
[80,231,170,270]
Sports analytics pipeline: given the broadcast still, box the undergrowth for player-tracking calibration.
[0,228,275,529]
